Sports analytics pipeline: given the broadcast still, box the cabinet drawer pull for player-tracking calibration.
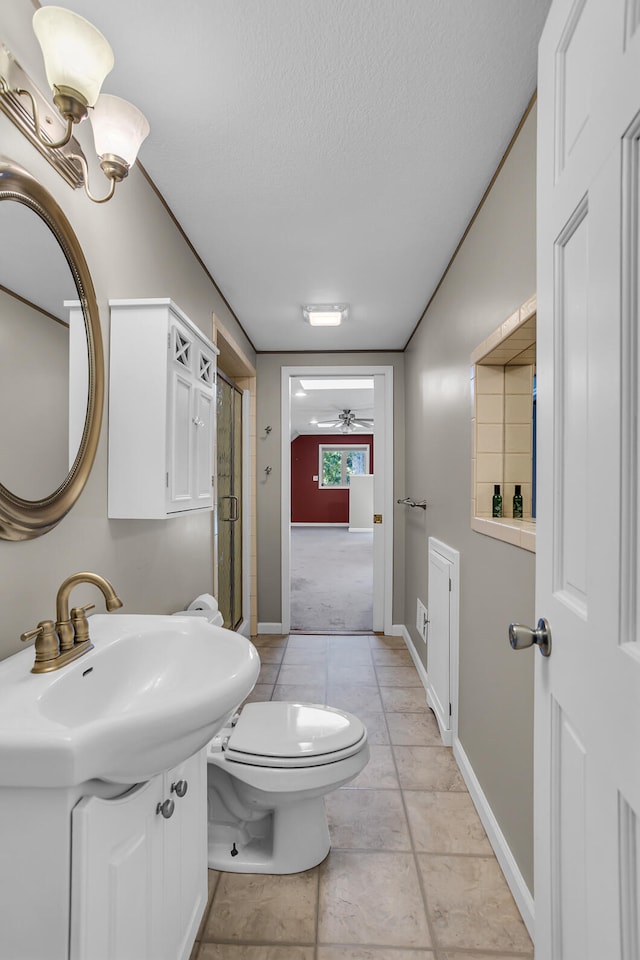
[156,798,175,819]
[171,779,188,798]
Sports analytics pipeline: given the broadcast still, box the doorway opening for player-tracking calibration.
[281,364,394,636]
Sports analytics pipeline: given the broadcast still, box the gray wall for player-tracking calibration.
[403,107,537,891]
[256,352,405,625]
[0,0,255,661]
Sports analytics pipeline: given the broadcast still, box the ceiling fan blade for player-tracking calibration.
[316,420,340,428]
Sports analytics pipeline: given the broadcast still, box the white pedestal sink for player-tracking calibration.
[0,614,260,960]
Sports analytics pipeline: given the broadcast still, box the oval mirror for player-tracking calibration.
[0,158,103,540]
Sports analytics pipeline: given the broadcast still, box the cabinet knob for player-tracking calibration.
[171,779,188,798]
[156,798,175,819]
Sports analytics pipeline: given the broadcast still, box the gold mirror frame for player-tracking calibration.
[0,158,103,540]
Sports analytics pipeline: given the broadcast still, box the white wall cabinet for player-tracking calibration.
[70,750,207,960]
[108,299,218,519]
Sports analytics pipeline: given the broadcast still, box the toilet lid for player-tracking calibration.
[224,702,367,768]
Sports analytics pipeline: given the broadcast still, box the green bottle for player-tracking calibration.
[513,484,523,519]
[492,484,502,518]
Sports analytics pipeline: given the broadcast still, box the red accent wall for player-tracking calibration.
[291,434,374,524]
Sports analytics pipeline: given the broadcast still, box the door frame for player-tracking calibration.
[280,364,394,635]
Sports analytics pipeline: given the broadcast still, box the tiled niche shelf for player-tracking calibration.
[471,294,536,553]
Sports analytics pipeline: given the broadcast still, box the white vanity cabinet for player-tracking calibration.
[108,299,218,519]
[70,749,207,960]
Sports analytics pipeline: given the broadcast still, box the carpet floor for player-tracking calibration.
[290,526,373,632]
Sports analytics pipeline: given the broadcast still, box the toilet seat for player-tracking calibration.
[221,701,367,769]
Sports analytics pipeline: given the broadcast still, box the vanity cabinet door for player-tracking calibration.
[69,749,208,960]
[70,778,165,960]
[163,750,208,960]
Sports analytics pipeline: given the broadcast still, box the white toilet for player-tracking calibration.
[207,701,369,873]
[174,597,370,874]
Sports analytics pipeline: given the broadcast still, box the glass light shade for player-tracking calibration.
[33,6,114,107]
[90,94,150,167]
[308,311,342,326]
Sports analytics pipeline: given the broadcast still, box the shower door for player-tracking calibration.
[216,372,243,630]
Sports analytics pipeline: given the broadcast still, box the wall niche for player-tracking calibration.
[471,295,536,552]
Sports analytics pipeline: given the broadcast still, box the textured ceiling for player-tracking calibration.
[43,1,551,352]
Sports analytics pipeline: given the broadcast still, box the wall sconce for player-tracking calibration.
[0,6,149,203]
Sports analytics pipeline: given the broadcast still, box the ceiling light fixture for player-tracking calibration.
[0,6,149,203]
[302,304,349,326]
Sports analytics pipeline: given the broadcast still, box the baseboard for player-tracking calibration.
[394,624,429,694]
[290,522,349,527]
[256,622,284,635]
[453,737,535,939]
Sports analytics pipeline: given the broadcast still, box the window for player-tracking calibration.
[319,444,370,488]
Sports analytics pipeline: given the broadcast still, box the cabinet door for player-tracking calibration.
[70,779,165,960]
[163,750,208,960]
[192,386,214,509]
[167,367,194,512]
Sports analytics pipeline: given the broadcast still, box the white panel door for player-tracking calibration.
[426,545,451,740]
[536,1,640,956]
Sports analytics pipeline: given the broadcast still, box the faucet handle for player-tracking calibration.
[20,620,59,666]
[70,604,95,644]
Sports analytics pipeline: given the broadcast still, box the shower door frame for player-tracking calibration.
[216,369,245,632]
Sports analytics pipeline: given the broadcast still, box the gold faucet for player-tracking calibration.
[21,572,123,674]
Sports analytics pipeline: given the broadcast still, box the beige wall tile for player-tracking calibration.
[504,453,531,483]
[504,394,532,423]
[505,423,531,453]
[476,394,503,423]
[504,364,533,394]
[476,453,503,483]
[476,423,503,453]
[476,364,504,393]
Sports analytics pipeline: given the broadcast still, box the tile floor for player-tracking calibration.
[190,633,533,960]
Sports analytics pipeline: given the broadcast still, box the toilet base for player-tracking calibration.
[207,795,330,874]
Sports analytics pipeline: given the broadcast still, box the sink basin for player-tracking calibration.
[0,614,260,787]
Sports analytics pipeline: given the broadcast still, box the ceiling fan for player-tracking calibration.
[316,409,374,432]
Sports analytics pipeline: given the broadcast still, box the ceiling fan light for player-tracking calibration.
[33,6,114,108]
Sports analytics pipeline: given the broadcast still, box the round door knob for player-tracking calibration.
[509,618,552,657]
[156,798,175,819]
[171,779,188,798]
